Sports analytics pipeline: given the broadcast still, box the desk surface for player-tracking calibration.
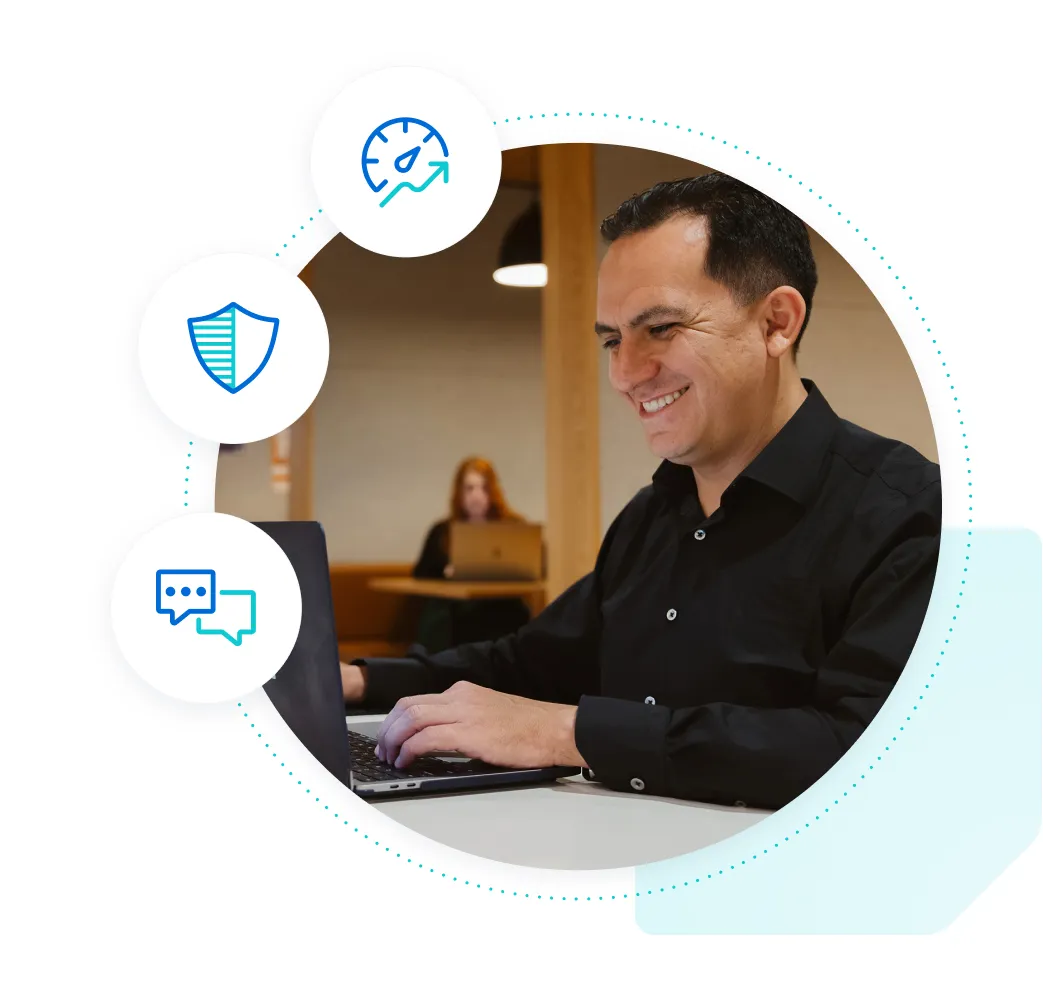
[367,576,546,600]
[350,716,769,870]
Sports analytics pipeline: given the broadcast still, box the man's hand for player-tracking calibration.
[375,681,587,770]
[340,662,367,703]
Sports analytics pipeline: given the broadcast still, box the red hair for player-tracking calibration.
[449,457,519,522]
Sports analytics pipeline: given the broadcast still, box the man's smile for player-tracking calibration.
[636,384,690,418]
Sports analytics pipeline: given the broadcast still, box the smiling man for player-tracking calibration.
[341,173,942,809]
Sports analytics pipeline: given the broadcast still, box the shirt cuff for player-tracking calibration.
[351,657,434,709]
[574,695,670,795]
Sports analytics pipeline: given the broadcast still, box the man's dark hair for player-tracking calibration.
[600,173,818,352]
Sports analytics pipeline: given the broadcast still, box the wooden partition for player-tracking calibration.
[539,144,601,602]
[329,562,417,663]
[288,406,314,521]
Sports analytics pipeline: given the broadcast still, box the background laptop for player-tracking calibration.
[448,521,543,581]
[258,521,576,798]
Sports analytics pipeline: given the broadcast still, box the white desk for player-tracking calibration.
[350,715,769,869]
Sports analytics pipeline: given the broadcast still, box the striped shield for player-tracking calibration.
[187,302,279,394]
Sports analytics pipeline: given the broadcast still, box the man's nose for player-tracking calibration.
[610,336,659,394]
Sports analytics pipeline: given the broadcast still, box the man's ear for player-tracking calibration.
[760,286,806,358]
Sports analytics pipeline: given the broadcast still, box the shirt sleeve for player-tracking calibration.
[573,483,942,809]
[357,569,602,709]
[357,508,636,708]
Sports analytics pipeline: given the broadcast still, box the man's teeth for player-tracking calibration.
[641,389,686,413]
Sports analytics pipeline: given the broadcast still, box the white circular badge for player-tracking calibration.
[111,513,303,703]
[311,66,502,258]
[139,253,329,444]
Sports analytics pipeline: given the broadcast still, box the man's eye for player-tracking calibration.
[600,338,620,350]
[649,323,675,337]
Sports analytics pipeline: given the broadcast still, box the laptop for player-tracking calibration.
[448,521,543,581]
[258,521,577,798]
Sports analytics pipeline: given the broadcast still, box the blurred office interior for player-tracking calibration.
[216,143,936,660]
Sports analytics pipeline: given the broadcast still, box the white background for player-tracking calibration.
[1,2,1040,998]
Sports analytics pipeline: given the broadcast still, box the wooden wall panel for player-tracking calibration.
[539,144,601,602]
[288,406,314,521]
[501,146,539,186]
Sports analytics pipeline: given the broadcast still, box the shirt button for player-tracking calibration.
[644,695,656,705]
[630,777,646,791]
[694,529,707,540]
[666,608,677,621]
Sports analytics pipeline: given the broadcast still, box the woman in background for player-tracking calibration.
[412,457,532,652]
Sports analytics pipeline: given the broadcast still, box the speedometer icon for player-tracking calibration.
[361,117,450,208]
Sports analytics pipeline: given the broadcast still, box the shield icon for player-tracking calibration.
[187,302,279,394]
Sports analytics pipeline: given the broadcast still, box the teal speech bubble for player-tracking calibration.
[195,589,257,646]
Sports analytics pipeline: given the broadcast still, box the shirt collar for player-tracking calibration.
[651,379,839,509]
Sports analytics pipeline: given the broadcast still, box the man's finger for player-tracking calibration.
[395,724,465,769]
[375,691,451,749]
[377,702,461,766]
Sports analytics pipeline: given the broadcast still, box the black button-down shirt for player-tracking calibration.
[360,381,942,809]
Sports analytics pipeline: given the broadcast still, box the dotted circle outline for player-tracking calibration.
[200,110,970,902]
[275,210,323,257]
[183,441,193,507]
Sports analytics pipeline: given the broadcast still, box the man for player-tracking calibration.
[340,172,941,810]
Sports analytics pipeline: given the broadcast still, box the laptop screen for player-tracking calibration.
[257,521,352,786]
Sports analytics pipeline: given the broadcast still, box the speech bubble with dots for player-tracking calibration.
[156,569,217,625]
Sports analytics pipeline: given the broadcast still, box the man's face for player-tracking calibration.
[596,214,773,466]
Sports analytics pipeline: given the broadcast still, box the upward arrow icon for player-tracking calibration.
[379,161,450,208]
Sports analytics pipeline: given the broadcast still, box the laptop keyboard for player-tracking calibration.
[347,728,506,782]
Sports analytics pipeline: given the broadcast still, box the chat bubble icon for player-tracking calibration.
[156,569,217,625]
[195,589,257,646]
